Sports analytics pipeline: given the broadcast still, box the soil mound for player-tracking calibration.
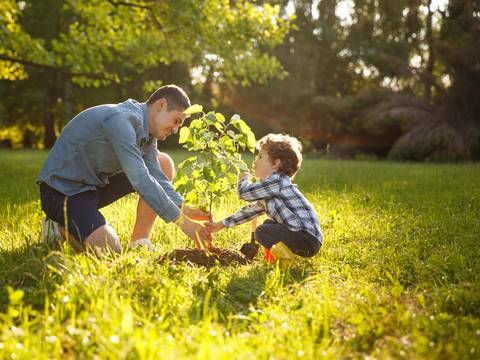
[158,247,249,267]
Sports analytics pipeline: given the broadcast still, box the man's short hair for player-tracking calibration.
[146,84,191,111]
[257,134,303,177]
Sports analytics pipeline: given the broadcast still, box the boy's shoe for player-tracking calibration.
[129,238,157,251]
[269,242,300,269]
[42,217,63,248]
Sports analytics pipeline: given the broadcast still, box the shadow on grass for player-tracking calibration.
[0,242,66,312]
[188,259,312,323]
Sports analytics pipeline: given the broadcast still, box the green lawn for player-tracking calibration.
[0,149,479,359]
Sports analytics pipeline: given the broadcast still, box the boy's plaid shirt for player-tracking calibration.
[222,172,323,244]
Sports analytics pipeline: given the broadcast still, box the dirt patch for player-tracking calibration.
[158,247,250,267]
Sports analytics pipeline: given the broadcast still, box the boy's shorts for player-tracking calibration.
[39,173,135,242]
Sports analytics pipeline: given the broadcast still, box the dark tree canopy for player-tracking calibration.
[1,0,479,160]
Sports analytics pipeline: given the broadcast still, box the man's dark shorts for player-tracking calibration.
[39,173,135,242]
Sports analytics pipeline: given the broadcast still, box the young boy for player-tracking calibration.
[207,134,323,265]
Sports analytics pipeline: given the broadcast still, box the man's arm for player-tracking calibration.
[143,143,184,208]
[102,116,180,222]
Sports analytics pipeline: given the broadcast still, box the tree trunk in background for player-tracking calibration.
[424,0,435,103]
[43,70,58,149]
[43,110,56,149]
[22,129,33,148]
[63,77,74,125]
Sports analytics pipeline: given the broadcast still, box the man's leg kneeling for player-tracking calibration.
[85,224,122,254]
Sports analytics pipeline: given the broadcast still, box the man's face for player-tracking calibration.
[149,99,186,140]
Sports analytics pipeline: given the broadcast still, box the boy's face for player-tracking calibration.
[253,149,280,179]
[149,99,186,140]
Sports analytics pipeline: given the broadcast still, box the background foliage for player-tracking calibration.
[1,0,479,160]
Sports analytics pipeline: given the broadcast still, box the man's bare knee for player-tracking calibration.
[157,151,175,181]
[85,224,122,254]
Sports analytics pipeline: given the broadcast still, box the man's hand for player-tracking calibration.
[205,221,225,234]
[178,216,212,249]
[182,205,212,221]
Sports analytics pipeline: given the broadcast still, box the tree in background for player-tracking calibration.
[223,0,480,160]
[0,0,292,148]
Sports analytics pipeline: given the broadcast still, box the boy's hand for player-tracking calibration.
[240,172,252,180]
[182,205,212,221]
[205,221,225,234]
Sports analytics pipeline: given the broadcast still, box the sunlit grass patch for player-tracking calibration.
[0,150,479,358]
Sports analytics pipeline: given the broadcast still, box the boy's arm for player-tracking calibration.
[237,174,282,202]
[222,201,265,227]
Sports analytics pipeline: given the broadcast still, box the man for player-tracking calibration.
[38,84,211,254]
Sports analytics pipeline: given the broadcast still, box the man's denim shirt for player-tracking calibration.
[37,99,183,222]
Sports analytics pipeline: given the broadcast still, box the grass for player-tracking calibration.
[0,149,479,359]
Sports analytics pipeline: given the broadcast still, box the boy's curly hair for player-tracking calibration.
[256,134,303,177]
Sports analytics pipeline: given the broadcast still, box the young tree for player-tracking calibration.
[174,105,256,214]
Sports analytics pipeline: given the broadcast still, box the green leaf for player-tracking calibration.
[213,122,224,131]
[190,119,203,129]
[184,104,203,116]
[203,167,215,182]
[179,127,190,144]
[226,172,237,184]
[192,169,202,179]
[185,191,198,205]
[235,119,251,135]
[173,174,188,189]
[194,179,207,193]
[8,287,24,304]
[246,130,256,152]
[206,112,217,123]
[215,113,225,122]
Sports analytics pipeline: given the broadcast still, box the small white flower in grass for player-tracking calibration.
[45,335,58,343]
[0,342,3,349]
[281,322,288,329]
[82,336,89,345]
[297,350,304,356]
[110,335,120,344]
[63,295,69,303]
[11,326,24,336]
[209,330,217,336]
[47,316,54,323]
[16,343,24,349]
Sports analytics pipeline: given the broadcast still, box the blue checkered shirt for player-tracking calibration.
[223,172,323,244]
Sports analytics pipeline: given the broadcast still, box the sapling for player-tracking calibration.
[174,104,256,220]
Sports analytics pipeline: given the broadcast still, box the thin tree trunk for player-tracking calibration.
[43,70,58,149]
[424,0,435,103]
